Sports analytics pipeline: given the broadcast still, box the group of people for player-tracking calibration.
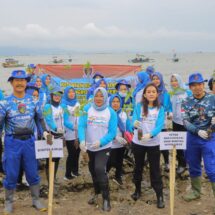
[0,65,214,214]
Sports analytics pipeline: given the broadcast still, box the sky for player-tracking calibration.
[0,0,215,52]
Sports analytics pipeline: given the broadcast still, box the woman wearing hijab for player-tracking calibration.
[145,66,155,80]
[133,71,150,105]
[115,79,132,107]
[41,74,52,104]
[152,72,172,172]
[169,74,192,174]
[25,83,42,139]
[86,72,104,100]
[35,76,47,108]
[78,87,117,212]
[62,86,81,180]
[107,94,132,185]
[43,88,64,192]
[87,78,110,100]
[208,76,215,95]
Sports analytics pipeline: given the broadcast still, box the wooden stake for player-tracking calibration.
[170,145,176,215]
[48,150,55,215]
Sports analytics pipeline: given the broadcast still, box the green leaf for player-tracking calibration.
[84,61,91,69]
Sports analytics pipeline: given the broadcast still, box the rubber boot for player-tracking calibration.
[54,159,59,180]
[100,183,111,212]
[88,181,100,205]
[156,191,165,208]
[30,184,47,212]
[211,182,215,214]
[4,189,14,215]
[183,177,201,202]
[54,179,60,197]
[131,181,141,201]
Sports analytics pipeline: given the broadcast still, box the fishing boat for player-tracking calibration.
[172,53,179,62]
[68,56,72,62]
[128,54,153,63]
[51,56,64,64]
[2,58,24,68]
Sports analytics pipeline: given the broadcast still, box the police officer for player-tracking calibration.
[181,73,215,207]
[0,70,49,214]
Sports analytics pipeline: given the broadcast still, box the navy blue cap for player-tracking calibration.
[28,64,36,69]
[188,72,207,85]
[146,66,155,75]
[115,79,131,90]
[8,70,31,82]
[26,82,39,90]
[92,72,104,79]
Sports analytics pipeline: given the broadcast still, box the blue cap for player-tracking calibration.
[115,79,131,90]
[26,82,39,90]
[92,72,104,79]
[188,72,207,85]
[8,70,31,82]
[50,86,63,95]
[28,64,36,69]
[146,66,155,75]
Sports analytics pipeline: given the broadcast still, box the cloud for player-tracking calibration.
[2,24,50,39]
[0,23,215,50]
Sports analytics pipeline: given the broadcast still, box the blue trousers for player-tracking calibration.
[3,135,40,190]
[185,132,215,182]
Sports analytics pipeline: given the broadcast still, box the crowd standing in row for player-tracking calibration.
[0,65,214,214]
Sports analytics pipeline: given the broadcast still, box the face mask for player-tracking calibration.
[33,96,38,101]
[119,92,127,98]
[95,78,100,83]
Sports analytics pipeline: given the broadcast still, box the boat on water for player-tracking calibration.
[172,53,179,62]
[51,56,64,64]
[67,56,72,62]
[2,58,24,68]
[128,54,153,63]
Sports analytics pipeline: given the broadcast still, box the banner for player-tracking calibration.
[55,77,135,104]
[35,64,142,79]
[35,64,140,104]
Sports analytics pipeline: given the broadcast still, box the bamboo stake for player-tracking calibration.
[170,144,176,215]
[48,150,55,215]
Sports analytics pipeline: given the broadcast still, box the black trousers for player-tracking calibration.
[0,138,3,173]
[107,147,125,178]
[161,129,169,164]
[45,133,62,181]
[132,143,163,194]
[173,121,187,168]
[87,148,110,192]
[65,139,80,177]
[45,158,60,181]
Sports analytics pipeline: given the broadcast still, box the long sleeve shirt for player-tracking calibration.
[0,94,46,136]
[132,103,165,146]
[78,104,117,152]
[181,93,215,134]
